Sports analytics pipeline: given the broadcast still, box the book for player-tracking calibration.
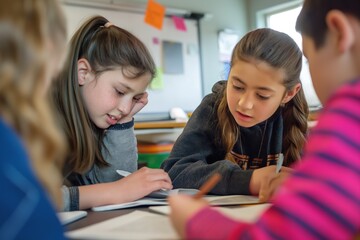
[92,194,260,212]
[57,211,87,225]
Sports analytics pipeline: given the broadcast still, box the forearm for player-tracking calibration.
[78,182,126,210]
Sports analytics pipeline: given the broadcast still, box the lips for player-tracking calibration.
[236,111,253,122]
[106,114,120,125]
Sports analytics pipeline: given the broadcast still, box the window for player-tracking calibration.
[265,5,321,108]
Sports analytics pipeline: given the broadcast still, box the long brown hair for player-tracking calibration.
[0,0,67,208]
[52,15,156,174]
[217,28,308,166]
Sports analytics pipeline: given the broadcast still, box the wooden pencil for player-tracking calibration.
[193,173,222,199]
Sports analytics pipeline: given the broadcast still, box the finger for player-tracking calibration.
[142,168,172,183]
[278,166,294,173]
[258,175,272,202]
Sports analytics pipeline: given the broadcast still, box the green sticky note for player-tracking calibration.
[150,67,164,90]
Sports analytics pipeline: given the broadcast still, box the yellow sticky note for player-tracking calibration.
[144,0,165,30]
[150,67,164,90]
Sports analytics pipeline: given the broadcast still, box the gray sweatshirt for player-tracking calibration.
[61,120,137,211]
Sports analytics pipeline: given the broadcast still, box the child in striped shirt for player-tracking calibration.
[168,0,360,239]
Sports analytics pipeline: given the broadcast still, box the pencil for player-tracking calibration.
[193,173,222,199]
[276,153,284,174]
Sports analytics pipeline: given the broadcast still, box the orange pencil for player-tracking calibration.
[193,173,222,199]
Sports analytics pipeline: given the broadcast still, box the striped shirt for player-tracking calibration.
[187,79,360,240]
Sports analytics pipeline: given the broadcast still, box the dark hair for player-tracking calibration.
[296,0,360,49]
[52,15,156,173]
[217,28,309,166]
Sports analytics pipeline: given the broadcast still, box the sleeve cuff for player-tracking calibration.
[108,118,134,130]
[69,186,80,211]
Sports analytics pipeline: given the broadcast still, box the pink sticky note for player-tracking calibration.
[152,37,159,45]
[172,16,187,32]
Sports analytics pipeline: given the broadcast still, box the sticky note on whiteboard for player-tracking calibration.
[144,0,165,30]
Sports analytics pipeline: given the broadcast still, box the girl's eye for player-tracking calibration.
[233,85,244,91]
[257,94,270,100]
[115,89,124,95]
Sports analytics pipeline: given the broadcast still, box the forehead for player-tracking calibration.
[230,59,286,85]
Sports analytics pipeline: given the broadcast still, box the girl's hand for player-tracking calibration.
[168,195,209,239]
[258,169,292,202]
[111,167,172,203]
[249,165,293,197]
[118,92,148,123]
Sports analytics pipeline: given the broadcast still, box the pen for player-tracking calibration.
[193,173,222,199]
[276,153,284,174]
[116,170,131,177]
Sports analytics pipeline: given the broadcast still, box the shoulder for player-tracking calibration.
[0,118,28,164]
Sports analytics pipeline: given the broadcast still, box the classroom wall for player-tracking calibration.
[62,0,309,112]
[149,0,248,95]
[63,0,248,98]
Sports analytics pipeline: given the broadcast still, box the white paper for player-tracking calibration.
[204,194,259,205]
[150,203,271,223]
[92,198,168,212]
[92,194,259,212]
[66,211,179,240]
[57,211,87,225]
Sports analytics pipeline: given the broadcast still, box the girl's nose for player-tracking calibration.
[238,93,254,110]
[117,99,132,115]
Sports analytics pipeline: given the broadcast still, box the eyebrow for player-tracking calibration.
[117,82,146,97]
[232,77,275,92]
[118,82,132,91]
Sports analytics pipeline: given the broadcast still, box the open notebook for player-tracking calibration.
[91,188,200,212]
[92,194,260,212]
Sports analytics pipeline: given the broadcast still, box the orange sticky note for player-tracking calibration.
[172,16,187,32]
[144,0,165,30]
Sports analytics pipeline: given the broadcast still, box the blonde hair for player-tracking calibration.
[218,28,308,166]
[0,0,67,208]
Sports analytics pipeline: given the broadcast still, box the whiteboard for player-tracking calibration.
[62,4,203,114]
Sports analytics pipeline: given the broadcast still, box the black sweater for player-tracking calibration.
[161,81,283,195]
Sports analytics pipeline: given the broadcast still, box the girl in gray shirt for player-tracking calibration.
[52,16,172,211]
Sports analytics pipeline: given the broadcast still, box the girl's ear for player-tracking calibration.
[282,83,301,104]
[326,10,355,53]
[77,58,92,85]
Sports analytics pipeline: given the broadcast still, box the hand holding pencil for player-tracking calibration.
[258,153,292,202]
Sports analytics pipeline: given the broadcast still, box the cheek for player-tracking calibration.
[255,100,280,120]
[226,90,238,111]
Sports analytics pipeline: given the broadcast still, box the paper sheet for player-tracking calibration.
[66,211,179,240]
[150,203,271,223]
[92,194,259,212]
[57,211,87,225]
